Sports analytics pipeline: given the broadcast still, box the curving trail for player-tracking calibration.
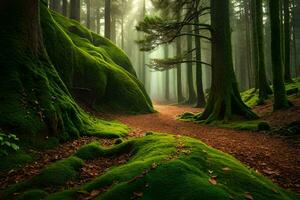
[111,104,300,193]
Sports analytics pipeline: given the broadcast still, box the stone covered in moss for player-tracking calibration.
[2,134,299,200]
[0,4,152,143]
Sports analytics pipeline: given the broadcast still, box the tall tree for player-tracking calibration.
[164,46,170,101]
[105,0,111,39]
[186,26,197,105]
[284,0,293,82]
[70,0,80,21]
[62,0,68,16]
[252,0,273,103]
[49,0,61,12]
[195,0,258,122]
[176,37,185,103]
[86,0,91,28]
[194,14,206,108]
[269,0,290,109]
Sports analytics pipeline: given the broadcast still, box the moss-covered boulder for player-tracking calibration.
[41,7,152,113]
[2,134,299,200]
[0,2,152,141]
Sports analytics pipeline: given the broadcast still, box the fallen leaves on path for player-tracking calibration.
[109,103,300,193]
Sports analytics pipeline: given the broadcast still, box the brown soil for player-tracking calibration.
[109,101,300,193]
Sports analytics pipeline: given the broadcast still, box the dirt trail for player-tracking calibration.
[111,104,300,193]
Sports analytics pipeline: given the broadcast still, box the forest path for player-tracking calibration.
[110,104,300,193]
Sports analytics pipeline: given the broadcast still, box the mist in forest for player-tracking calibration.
[50,0,300,105]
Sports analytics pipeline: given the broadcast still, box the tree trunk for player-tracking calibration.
[269,0,290,110]
[194,16,206,108]
[105,0,111,39]
[164,46,170,101]
[254,0,273,103]
[111,16,116,43]
[96,7,100,34]
[186,26,197,105]
[284,0,293,82]
[62,0,68,16]
[70,0,80,21]
[176,37,185,103]
[86,0,91,28]
[195,0,258,122]
[50,0,61,12]
[24,0,44,56]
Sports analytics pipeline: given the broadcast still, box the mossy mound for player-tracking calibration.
[2,134,299,200]
[241,77,300,108]
[41,7,153,113]
[0,2,151,144]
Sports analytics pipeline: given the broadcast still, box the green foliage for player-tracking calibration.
[0,131,20,156]
[4,134,298,200]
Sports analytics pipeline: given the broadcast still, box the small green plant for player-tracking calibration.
[0,132,20,156]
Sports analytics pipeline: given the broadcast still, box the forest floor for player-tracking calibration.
[102,98,300,193]
[1,99,300,195]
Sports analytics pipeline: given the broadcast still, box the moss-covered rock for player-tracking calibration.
[0,3,152,143]
[2,134,299,200]
[41,7,153,114]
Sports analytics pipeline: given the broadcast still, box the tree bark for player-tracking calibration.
[269,0,290,110]
[70,0,80,21]
[284,0,293,82]
[105,0,111,39]
[176,37,185,103]
[195,0,258,122]
[164,46,170,101]
[194,16,206,108]
[86,0,91,28]
[253,0,273,103]
[62,0,68,16]
[50,0,61,12]
[186,26,197,105]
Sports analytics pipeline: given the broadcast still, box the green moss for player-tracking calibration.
[86,119,129,138]
[0,150,33,172]
[0,157,83,200]
[41,8,153,114]
[75,140,132,160]
[241,77,300,108]
[16,190,48,200]
[210,120,270,131]
[78,134,298,200]
[2,134,299,200]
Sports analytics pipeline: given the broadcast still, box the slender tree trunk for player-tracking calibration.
[70,0,80,21]
[195,0,258,122]
[291,0,298,76]
[176,37,184,103]
[194,16,206,108]
[62,0,68,16]
[186,26,197,105]
[251,0,260,90]
[105,0,111,39]
[111,16,116,43]
[96,7,100,34]
[50,0,61,12]
[284,0,293,82]
[86,0,91,28]
[164,46,170,101]
[245,1,255,89]
[254,0,273,103]
[269,0,290,110]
